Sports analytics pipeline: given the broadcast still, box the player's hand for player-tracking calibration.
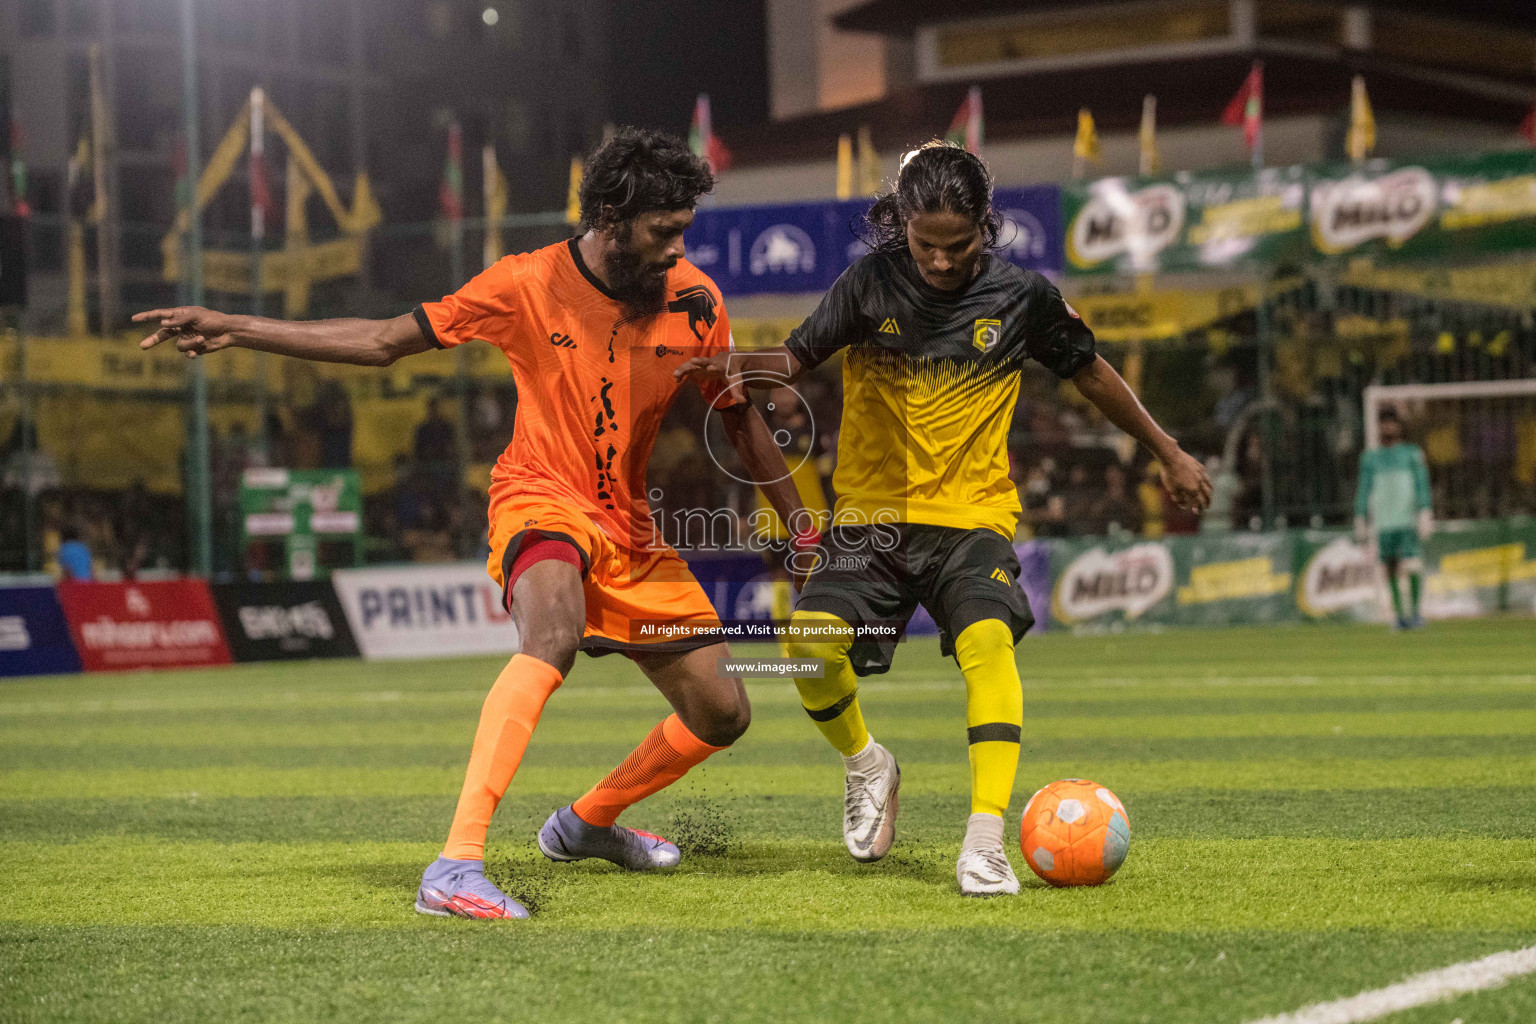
[133,306,240,358]
[1417,509,1434,542]
[1159,448,1212,513]
[673,354,732,386]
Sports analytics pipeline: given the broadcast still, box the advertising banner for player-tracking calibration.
[56,579,232,672]
[687,187,1060,297]
[1174,532,1298,627]
[1505,517,1536,617]
[331,563,519,660]
[1421,520,1514,620]
[1015,540,1053,634]
[0,584,82,678]
[1048,536,1178,631]
[1308,151,1536,264]
[211,581,361,662]
[239,468,363,580]
[1292,531,1383,622]
[1062,151,1536,276]
[1062,165,1308,276]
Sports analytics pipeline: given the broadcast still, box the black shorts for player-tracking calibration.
[794,523,1034,677]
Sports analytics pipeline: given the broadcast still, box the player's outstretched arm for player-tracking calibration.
[673,347,806,391]
[133,307,435,367]
[1072,354,1212,512]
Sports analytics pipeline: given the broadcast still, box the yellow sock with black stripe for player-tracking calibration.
[786,611,870,757]
[954,618,1023,818]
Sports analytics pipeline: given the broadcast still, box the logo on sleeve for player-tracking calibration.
[878,318,902,335]
[973,318,1003,353]
[667,285,718,340]
[990,567,1011,583]
[549,332,577,348]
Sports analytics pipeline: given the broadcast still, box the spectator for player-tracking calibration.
[1092,463,1144,536]
[57,526,93,581]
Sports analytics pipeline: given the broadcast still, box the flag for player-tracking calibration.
[945,86,983,154]
[565,154,582,225]
[856,125,881,195]
[9,122,28,218]
[1347,75,1376,162]
[1073,108,1100,165]
[67,136,94,220]
[439,120,463,222]
[1521,98,1536,145]
[835,134,853,200]
[483,144,507,268]
[172,132,192,213]
[249,88,271,241]
[689,94,732,172]
[1222,61,1264,152]
[1139,95,1160,176]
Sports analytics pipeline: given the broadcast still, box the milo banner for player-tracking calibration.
[1423,519,1536,620]
[1049,536,1179,631]
[1293,530,1382,623]
[1308,151,1536,263]
[1063,165,1309,276]
[1506,517,1536,617]
[1174,532,1297,627]
[1062,150,1536,276]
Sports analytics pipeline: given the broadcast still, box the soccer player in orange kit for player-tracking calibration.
[135,128,807,920]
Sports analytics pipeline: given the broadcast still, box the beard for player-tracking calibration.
[604,223,675,316]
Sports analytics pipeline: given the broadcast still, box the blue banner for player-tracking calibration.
[0,585,83,678]
[686,187,1061,298]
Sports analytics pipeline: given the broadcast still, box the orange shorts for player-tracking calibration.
[487,498,725,657]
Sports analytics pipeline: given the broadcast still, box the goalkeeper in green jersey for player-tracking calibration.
[1355,407,1433,629]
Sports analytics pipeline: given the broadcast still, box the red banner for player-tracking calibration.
[57,580,233,672]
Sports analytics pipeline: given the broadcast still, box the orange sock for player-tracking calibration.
[571,714,726,827]
[441,654,564,860]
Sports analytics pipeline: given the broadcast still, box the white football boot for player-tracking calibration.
[956,812,1020,896]
[842,739,900,862]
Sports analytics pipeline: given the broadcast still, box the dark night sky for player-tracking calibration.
[606,0,770,136]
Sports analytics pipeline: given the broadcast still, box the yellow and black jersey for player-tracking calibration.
[786,250,1097,538]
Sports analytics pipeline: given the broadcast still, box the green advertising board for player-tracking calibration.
[1422,519,1513,619]
[1174,531,1298,627]
[1292,530,1382,623]
[1506,516,1536,617]
[1063,165,1309,277]
[1062,150,1536,277]
[239,468,363,580]
[1048,535,1179,631]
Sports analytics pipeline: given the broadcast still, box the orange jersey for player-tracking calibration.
[416,239,738,551]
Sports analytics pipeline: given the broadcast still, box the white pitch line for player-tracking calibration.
[1244,946,1536,1024]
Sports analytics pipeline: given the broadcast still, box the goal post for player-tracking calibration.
[1362,379,1536,521]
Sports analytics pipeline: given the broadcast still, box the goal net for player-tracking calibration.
[1363,379,1536,521]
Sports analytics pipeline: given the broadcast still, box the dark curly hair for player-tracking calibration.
[860,140,1001,255]
[577,127,714,231]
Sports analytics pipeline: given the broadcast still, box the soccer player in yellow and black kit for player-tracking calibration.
[679,142,1210,895]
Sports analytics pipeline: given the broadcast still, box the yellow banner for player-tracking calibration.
[1340,259,1536,310]
[1069,285,1257,342]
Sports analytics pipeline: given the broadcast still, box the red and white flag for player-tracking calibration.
[689,94,732,172]
[1222,61,1264,153]
[946,86,984,155]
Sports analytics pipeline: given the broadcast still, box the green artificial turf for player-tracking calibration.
[2,619,1534,1023]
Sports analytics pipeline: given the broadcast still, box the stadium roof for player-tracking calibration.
[834,0,1536,36]
[726,46,1531,168]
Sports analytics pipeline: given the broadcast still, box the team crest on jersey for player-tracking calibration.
[878,317,901,335]
[667,285,718,340]
[973,318,1003,353]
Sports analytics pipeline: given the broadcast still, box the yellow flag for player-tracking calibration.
[1347,75,1375,162]
[856,125,881,195]
[565,155,582,226]
[1139,95,1160,176]
[835,133,853,200]
[1074,108,1100,164]
[483,145,507,269]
